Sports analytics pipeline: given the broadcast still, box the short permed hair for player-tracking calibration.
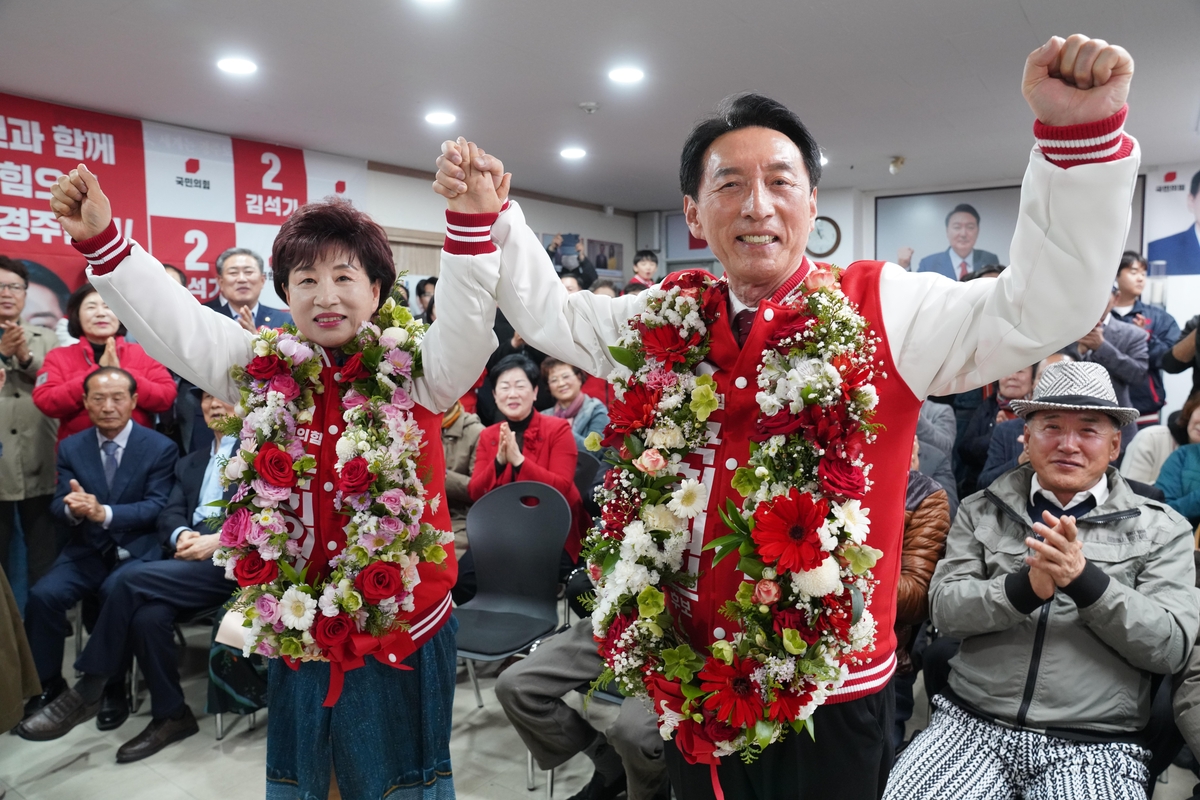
[489,353,539,388]
[679,93,822,200]
[271,197,396,311]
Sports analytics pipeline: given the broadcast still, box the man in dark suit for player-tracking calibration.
[898,203,1001,281]
[17,366,177,739]
[20,388,238,758]
[1148,170,1200,275]
[202,247,293,331]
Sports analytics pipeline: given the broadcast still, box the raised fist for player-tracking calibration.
[48,163,112,242]
[1023,35,1133,126]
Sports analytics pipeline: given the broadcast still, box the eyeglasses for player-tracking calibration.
[0,282,27,294]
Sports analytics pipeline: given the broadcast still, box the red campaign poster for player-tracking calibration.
[0,92,148,310]
[231,138,306,225]
[148,216,237,303]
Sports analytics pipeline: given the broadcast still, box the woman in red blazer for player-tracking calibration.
[33,283,177,442]
[457,354,586,604]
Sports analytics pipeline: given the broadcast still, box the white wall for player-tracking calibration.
[813,187,859,266]
[365,169,637,278]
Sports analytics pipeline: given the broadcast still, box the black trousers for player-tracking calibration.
[75,558,235,719]
[665,683,896,800]
[0,495,59,587]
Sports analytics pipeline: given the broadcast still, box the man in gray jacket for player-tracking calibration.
[885,361,1198,800]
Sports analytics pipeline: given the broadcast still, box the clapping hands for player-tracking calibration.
[65,478,106,523]
[494,422,525,469]
[1025,510,1087,600]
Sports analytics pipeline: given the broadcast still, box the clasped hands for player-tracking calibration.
[175,530,220,561]
[1025,510,1088,600]
[65,478,106,523]
[433,137,511,214]
[493,422,525,469]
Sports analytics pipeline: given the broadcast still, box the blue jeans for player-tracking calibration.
[265,617,458,800]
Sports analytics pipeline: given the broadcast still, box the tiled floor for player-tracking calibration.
[0,621,1194,800]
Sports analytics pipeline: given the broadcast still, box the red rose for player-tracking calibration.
[233,550,280,586]
[701,715,738,745]
[772,606,821,645]
[602,383,662,448]
[817,594,854,641]
[764,316,813,351]
[600,614,634,658]
[817,456,866,500]
[752,410,807,442]
[245,355,288,380]
[355,561,403,604]
[662,269,709,294]
[640,324,700,368]
[701,285,725,322]
[254,442,297,488]
[340,352,370,383]
[312,612,354,652]
[338,456,375,495]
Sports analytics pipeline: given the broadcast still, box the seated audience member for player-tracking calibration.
[496,621,669,800]
[202,247,292,331]
[1122,400,1195,485]
[1155,417,1200,529]
[589,279,619,299]
[627,249,660,289]
[456,355,586,604]
[622,281,649,297]
[1111,252,1181,428]
[18,367,177,730]
[916,401,959,511]
[441,398,483,559]
[33,283,177,442]
[476,321,553,426]
[978,353,1073,488]
[561,275,582,294]
[0,256,60,587]
[20,390,237,759]
[890,462,952,751]
[1070,295,1148,450]
[545,234,597,289]
[956,364,1034,495]
[886,361,1198,800]
[543,358,610,451]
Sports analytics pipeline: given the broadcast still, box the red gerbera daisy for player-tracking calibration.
[602,383,662,448]
[699,655,765,730]
[751,488,830,573]
[767,685,814,723]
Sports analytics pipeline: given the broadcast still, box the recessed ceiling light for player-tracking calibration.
[608,67,644,84]
[425,111,456,125]
[217,57,257,75]
[560,147,586,159]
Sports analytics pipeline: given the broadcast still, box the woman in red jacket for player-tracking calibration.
[456,353,586,604]
[33,283,177,442]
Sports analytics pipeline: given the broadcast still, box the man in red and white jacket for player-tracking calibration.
[435,35,1139,799]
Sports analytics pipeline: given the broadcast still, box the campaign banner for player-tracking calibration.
[0,92,367,324]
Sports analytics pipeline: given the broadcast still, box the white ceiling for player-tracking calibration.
[1,0,1196,211]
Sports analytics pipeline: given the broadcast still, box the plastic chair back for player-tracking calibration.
[574,450,602,503]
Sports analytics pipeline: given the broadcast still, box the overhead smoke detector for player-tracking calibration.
[888,156,906,175]
[579,102,600,114]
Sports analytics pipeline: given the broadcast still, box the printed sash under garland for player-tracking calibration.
[582,268,884,767]
[212,293,454,705]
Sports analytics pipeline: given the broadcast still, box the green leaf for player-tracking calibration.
[661,644,706,683]
[843,544,884,576]
[278,559,302,586]
[624,434,645,459]
[601,551,620,576]
[608,345,641,371]
[753,720,777,749]
[850,585,864,625]
[680,682,705,701]
[637,586,666,619]
[804,715,816,741]
[782,628,808,656]
[702,533,743,553]
[736,555,765,580]
[730,467,763,499]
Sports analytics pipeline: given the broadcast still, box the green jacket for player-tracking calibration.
[931,465,1199,734]
[0,322,58,500]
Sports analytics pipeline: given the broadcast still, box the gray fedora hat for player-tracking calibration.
[1008,361,1139,428]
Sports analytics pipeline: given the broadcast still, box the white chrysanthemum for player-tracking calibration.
[790,555,841,599]
[646,423,686,449]
[335,436,358,462]
[667,478,707,519]
[849,609,877,652]
[857,384,878,410]
[280,586,317,631]
[833,499,870,544]
[756,391,784,416]
[641,503,684,533]
[816,520,837,552]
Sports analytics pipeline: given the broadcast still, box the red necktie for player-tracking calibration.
[958,260,969,280]
[733,309,755,348]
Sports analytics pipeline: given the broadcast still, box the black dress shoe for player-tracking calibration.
[96,684,129,731]
[566,770,627,800]
[21,675,67,721]
[16,689,101,741]
[115,706,199,763]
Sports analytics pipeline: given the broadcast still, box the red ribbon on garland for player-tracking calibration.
[283,628,416,706]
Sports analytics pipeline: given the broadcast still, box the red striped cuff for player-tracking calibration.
[1034,105,1134,169]
[72,220,132,275]
[443,201,510,256]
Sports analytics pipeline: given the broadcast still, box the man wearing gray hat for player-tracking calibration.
[885,361,1199,800]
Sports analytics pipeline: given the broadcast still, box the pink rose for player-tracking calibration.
[255,593,281,623]
[277,336,313,364]
[378,516,404,535]
[246,524,271,547]
[251,478,293,506]
[390,386,414,410]
[752,579,782,605]
[255,640,278,657]
[267,374,301,402]
[803,268,836,293]
[342,389,370,410]
[379,488,407,515]
[220,508,253,548]
[632,448,668,475]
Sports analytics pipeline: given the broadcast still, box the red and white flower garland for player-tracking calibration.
[583,268,884,764]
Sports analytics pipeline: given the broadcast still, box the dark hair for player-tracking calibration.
[541,357,586,385]
[1117,250,1147,276]
[162,263,185,285]
[489,353,539,387]
[215,247,264,276]
[83,366,137,396]
[945,204,980,227]
[22,260,71,310]
[1180,392,1200,437]
[634,250,659,266]
[1190,170,1200,198]
[271,197,395,311]
[0,255,28,285]
[560,274,582,290]
[422,294,436,325]
[590,279,618,296]
[622,281,649,295]
[395,283,410,306]
[67,283,127,340]
[679,93,822,200]
[962,264,1006,282]
[416,277,438,297]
